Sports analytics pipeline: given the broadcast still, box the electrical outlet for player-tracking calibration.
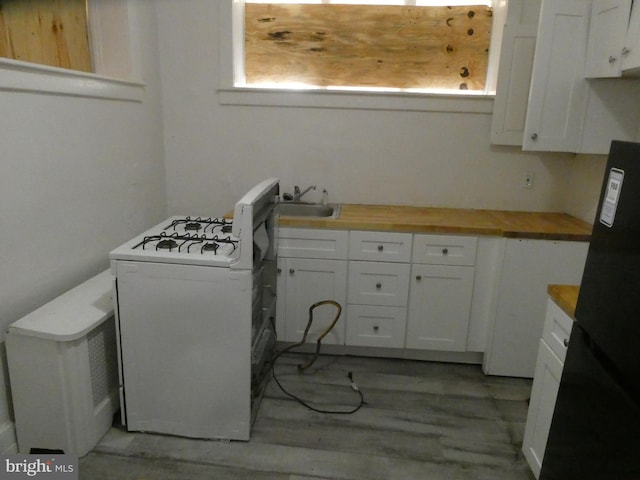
[523,171,535,189]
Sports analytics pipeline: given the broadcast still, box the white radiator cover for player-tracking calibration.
[5,271,119,456]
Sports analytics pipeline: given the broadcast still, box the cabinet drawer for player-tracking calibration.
[412,234,477,266]
[346,305,407,348]
[542,299,574,363]
[348,261,410,307]
[349,231,412,262]
[278,228,348,260]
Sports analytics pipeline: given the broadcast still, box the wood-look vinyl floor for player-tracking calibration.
[80,353,535,480]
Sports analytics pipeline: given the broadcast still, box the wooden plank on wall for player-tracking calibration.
[0,0,91,72]
[245,4,492,90]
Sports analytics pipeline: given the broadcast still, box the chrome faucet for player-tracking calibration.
[293,185,316,202]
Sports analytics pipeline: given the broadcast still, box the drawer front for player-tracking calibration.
[542,299,574,363]
[412,234,477,266]
[278,228,348,260]
[348,261,410,307]
[346,305,407,348]
[349,231,412,263]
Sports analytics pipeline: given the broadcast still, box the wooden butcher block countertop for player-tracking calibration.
[280,204,592,241]
[547,284,580,319]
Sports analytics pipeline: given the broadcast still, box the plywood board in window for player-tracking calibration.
[245,4,492,90]
[0,0,91,72]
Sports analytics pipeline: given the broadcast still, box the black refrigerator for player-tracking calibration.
[540,140,640,479]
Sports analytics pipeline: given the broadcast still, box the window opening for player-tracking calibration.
[0,0,91,72]
[0,0,142,101]
[243,0,495,94]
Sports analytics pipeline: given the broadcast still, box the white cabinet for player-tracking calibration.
[622,1,640,72]
[346,231,411,348]
[347,261,410,307]
[278,227,348,260]
[522,340,563,479]
[585,0,632,78]
[407,264,475,351]
[490,0,541,145]
[406,234,477,352]
[523,0,591,152]
[483,238,587,378]
[584,0,640,76]
[349,230,412,263]
[279,257,347,345]
[411,233,477,266]
[492,0,640,154]
[276,226,587,373]
[345,305,407,348]
[277,228,348,345]
[522,299,573,479]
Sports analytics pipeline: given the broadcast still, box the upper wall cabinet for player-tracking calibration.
[584,0,632,78]
[490,0,541,145]
[622,0,640,72]
[492,0,640,154]
[523,0,591,152]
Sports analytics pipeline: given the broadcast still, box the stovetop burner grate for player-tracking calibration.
[165,216,233,234]
[132,231,238,254]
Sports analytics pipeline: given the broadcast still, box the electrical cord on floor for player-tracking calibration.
[270,300,366,415]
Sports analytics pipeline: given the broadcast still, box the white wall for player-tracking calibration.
[565,154,608,223]
[0,2,166,452]
[156,0,576,216]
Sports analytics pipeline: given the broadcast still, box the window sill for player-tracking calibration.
[218,87,494,114]
[0,58,145,102]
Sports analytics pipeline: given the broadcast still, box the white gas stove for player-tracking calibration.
[109,178,279,441]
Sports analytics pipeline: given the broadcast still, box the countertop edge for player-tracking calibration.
[278,204,592,241]
[547,284,580,319]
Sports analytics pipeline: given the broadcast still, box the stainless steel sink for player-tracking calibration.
[279,202,341,219]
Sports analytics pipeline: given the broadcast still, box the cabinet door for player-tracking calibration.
[406,265,474,352]
[281,258,347,345]
[491,0,541,145]
[622,0,640,71]
[491,6,539,145]
[522,340,564,479]
[585,0,632,78]
[523,0,590,152]
[484,239,588,378]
